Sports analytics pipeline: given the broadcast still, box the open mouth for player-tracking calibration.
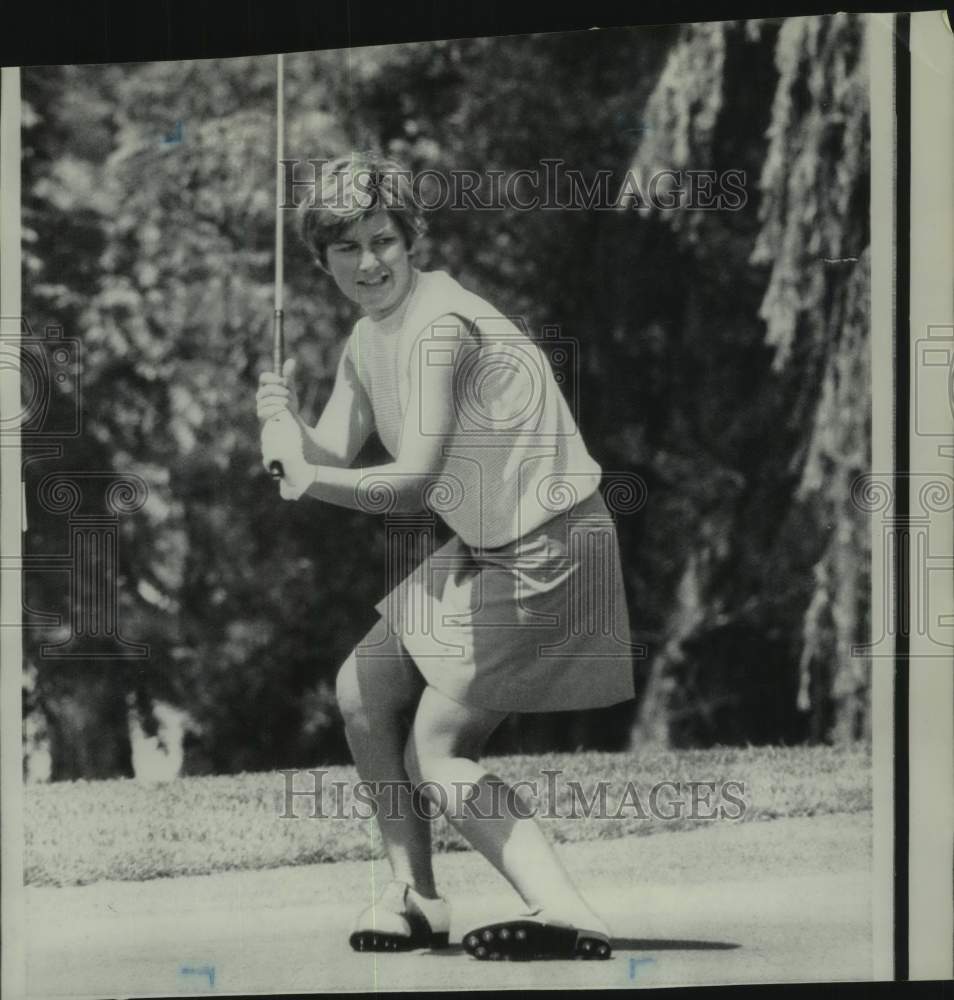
[358,274,389,288]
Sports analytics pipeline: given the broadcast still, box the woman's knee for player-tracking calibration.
[405,688,503,772]
[334,625,425,729]
[402,740,489,818]
[402,726,471,797]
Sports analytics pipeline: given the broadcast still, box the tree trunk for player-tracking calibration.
[44,666,134,781]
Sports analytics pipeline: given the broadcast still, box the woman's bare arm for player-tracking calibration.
[300,315,471,511]
[258,340,374,469]
[299,343,374,467]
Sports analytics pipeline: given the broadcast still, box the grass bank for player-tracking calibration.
[25,744,870,887]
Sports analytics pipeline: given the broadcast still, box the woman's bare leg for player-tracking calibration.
[335,619,437,897]
[403,685,608,930]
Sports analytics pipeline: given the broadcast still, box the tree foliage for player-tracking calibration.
[628,14,870,746]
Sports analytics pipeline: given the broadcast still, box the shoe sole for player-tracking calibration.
[462,920,611,961]
[349,930,450,952]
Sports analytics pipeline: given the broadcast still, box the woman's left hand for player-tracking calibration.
[257,359,301,423]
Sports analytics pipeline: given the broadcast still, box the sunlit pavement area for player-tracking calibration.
[26,813,872,995]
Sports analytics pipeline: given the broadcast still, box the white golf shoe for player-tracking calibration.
[349,880,451,952]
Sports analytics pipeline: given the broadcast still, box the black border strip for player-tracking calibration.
[893,10,911,985]
[0,0,945,68]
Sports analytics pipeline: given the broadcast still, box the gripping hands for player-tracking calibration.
[258,359,314,501]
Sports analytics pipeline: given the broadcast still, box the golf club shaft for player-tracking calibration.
[268,307,284,479]
[269,52,285,481]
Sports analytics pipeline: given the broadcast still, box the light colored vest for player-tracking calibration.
[346,269,602,548]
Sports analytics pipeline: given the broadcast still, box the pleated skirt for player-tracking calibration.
[370,488,637,713]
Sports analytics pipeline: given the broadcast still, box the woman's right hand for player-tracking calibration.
[257,358,301,423]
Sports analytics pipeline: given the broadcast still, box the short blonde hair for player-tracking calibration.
[296,152,427,270]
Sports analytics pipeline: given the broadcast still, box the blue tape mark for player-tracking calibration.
[179,964,215,987]
[629,956,656,981]
[162,121,183,145]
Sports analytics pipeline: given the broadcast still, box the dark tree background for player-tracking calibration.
[19,13,871,780]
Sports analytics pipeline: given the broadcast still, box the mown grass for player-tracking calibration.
[25,744,870,887]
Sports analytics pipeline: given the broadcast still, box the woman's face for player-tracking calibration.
[325,210,415,320]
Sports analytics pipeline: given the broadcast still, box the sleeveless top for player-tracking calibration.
[344,269,603,549]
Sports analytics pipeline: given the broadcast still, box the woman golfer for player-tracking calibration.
[257,153,635,961]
